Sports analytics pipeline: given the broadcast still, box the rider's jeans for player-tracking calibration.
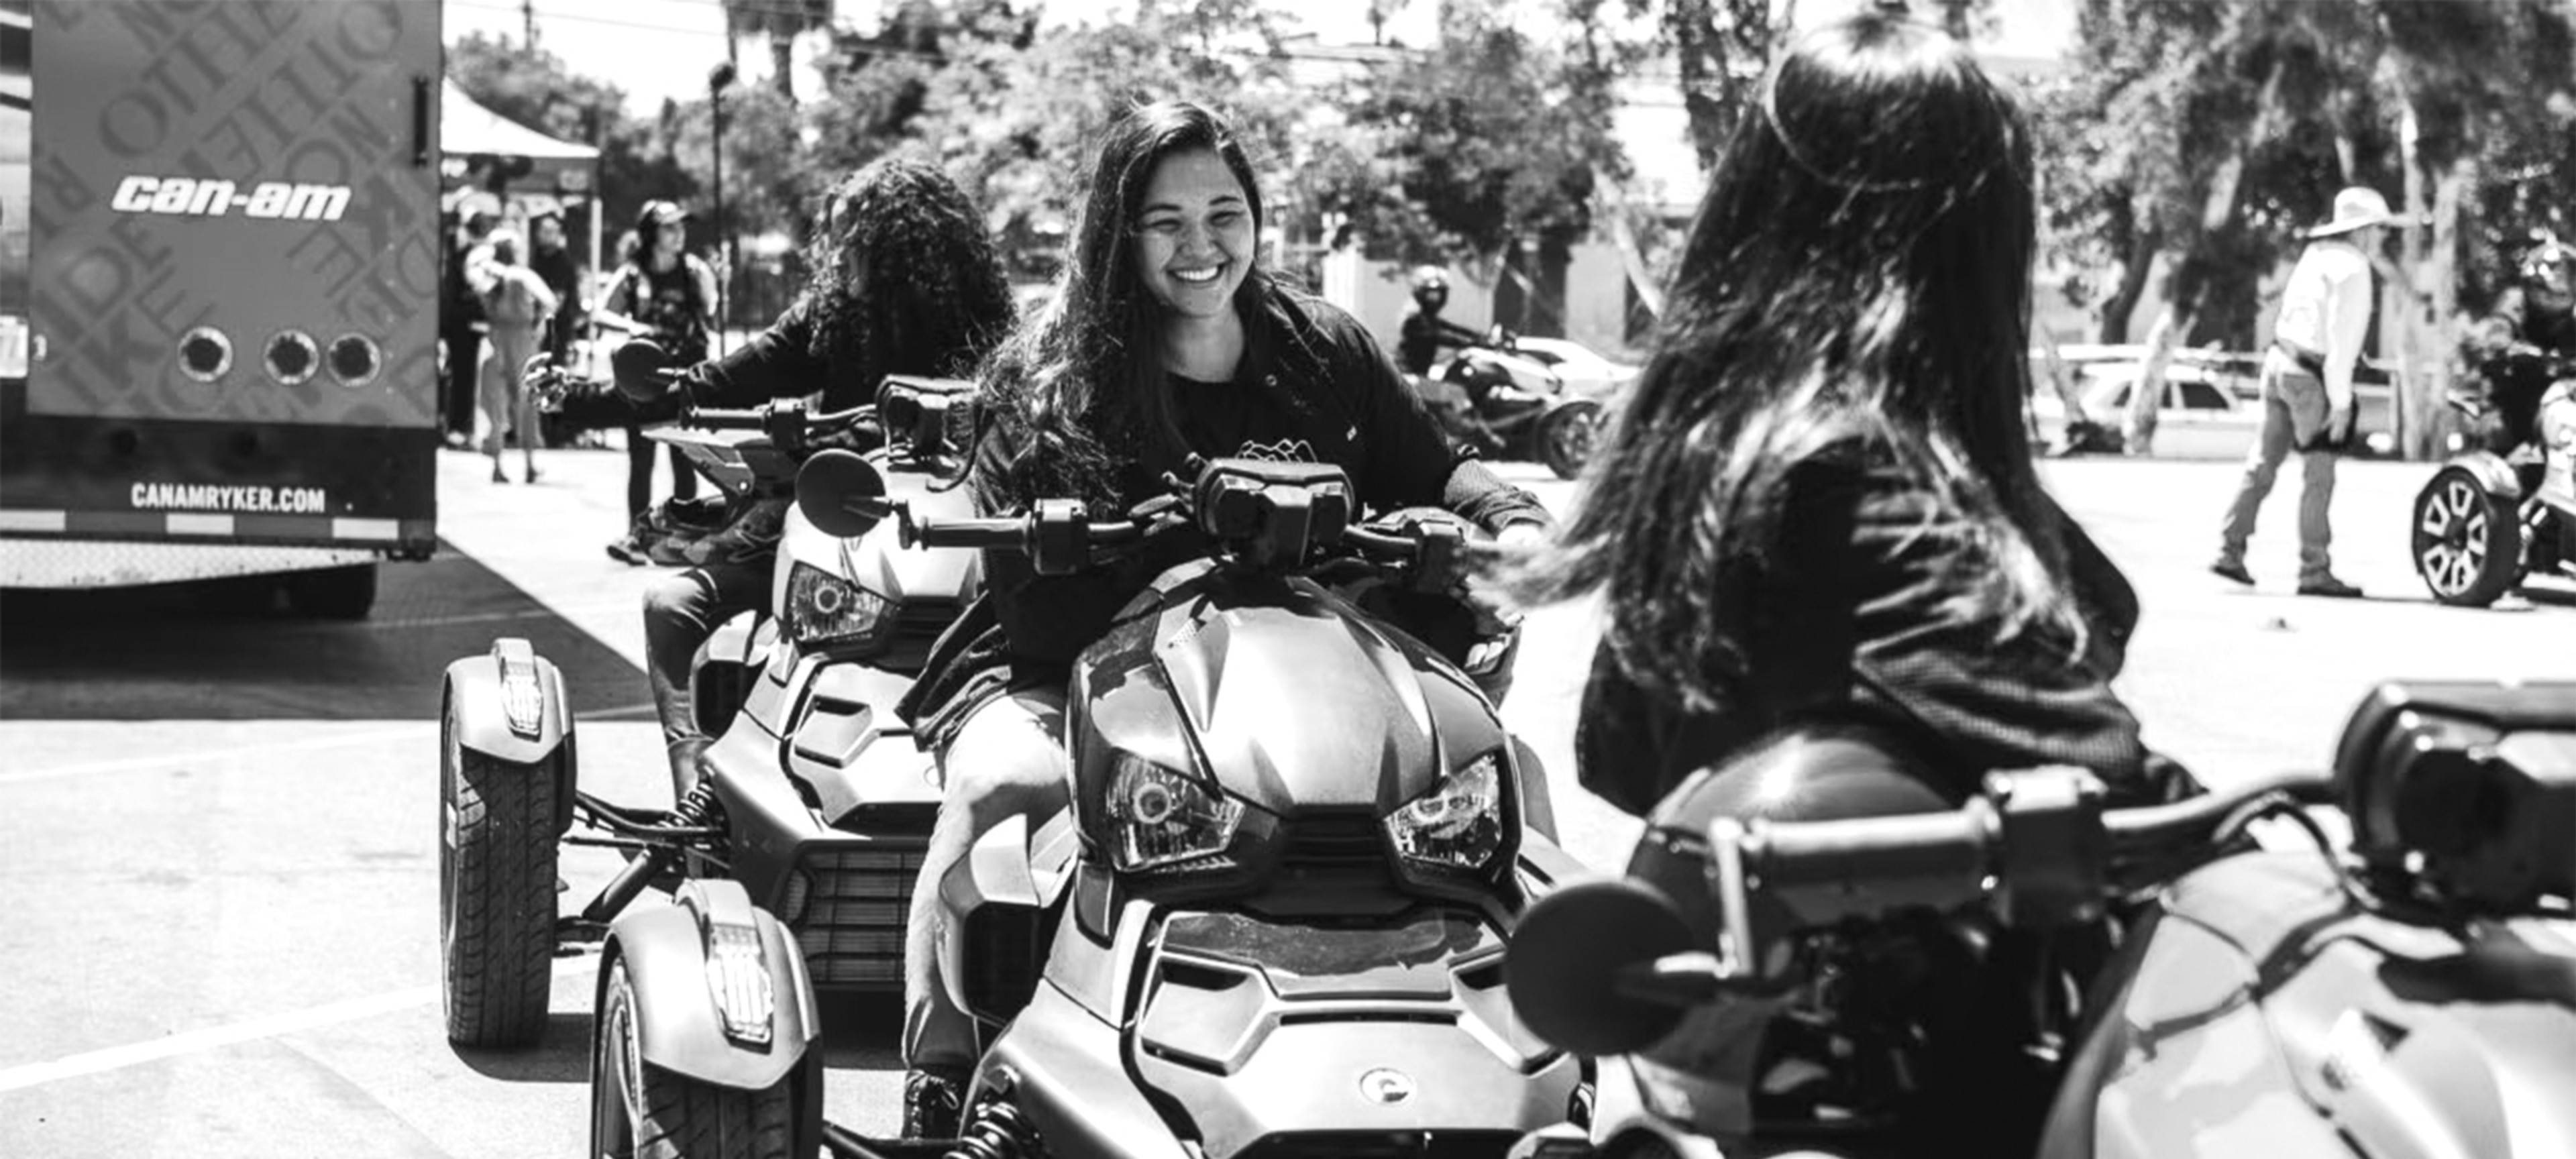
[641,560,769,780]
[2218,349,2341,583]
[904,687,1071,1072]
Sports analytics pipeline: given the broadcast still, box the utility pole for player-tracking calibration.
[708,61,736,357]
[522,0,538,50]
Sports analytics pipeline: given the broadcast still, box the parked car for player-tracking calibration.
[2031,361,2396,459]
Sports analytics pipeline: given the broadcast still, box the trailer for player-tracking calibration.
[0,0,441,616]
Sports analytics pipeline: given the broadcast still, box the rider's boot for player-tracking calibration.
[665,736,710,804]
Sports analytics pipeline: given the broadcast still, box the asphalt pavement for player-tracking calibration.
[0,439,2567,1158]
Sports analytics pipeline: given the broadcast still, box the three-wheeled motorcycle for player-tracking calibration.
[590,451,1593,1158]
[2412,349,2576,607]
[435,364,983,1065]
[1416,327,1614,481]
[1505,680,2576,1159]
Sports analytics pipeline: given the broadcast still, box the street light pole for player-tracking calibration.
[707,61,736,357]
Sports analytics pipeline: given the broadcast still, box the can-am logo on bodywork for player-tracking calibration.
[1358,1068,1415,1104]
[109,176,352,222]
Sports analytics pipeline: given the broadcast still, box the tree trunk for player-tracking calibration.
[771,32,798,104]
[2098,231,2159,343]
[2127,278,2194,455]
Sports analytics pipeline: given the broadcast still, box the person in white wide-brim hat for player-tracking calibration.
[2212,185,2394,598]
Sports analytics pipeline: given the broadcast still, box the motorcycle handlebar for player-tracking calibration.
[678,404,872,434]
[1717,769,2339,932]
[901,512,1148,553]
[902,507,1442,572]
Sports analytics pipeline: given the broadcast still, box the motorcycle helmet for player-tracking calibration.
[1616,722,2074,1154]
[2519,235,2576,296]
[1409,265,1450,313]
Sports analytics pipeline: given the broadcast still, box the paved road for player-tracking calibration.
[1,444,2567,1158]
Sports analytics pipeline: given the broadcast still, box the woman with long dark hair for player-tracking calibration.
[892,99,1550,1136]
[1511,11,2172,816]
[554,156,1017,796]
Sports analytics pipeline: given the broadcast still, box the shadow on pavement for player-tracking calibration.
[453,1013,597,1085]
[0,543,646,722]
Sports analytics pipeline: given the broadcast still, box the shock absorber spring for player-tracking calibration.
[946,1101,1034,1159]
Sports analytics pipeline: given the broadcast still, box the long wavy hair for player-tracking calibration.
[800,156,1016,393]
[975,100,1271,512]
[1511,12,2082,712]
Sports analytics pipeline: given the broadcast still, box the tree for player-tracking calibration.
[2037,0,2576,457]
[903,0,1304,243]
[724,0,837,105]
[1300,0,1629,335]
[1656,0,1792,172]
[446,32,696,268]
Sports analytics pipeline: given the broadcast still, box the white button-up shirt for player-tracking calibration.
[2271,237,2375,407]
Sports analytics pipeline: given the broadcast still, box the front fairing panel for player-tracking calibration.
[1073,566,1509,818]
[2074,852,2576,1159]
[1126,905,1574,1157]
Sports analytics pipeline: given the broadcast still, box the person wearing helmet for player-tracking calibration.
[2465,237,2576,483]
[1397,265,1485,378]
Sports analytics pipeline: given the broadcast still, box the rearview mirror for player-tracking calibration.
[610,339,678,404]
[1505,877,1696,1057]
[796,449,890,539]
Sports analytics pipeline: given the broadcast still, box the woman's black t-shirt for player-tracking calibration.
[898,285,1549,751]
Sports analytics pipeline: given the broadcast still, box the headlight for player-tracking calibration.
[1108,755,1244,872]
[1385,751,1503,871]
[783,561,894,649]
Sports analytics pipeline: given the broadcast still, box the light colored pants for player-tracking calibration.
[903,687,1070,1072]
[2218,349,2339,583]
[480,323,543,472]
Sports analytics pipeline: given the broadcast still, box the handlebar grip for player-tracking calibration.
[1729,807,1996,893]
[680,407,768,431]
[906,517,1032,551]
[1341,526,1421,561]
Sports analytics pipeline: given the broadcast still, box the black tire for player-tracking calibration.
[440,686,562,1048]
[2412,466,2523,608]
[285,563,377,619]
[593,958,799,1159]
[1536,398,1603,480]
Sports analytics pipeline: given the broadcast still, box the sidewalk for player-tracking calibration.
[431,440,675,671]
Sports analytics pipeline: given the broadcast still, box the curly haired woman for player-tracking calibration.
[556,156,1020,796]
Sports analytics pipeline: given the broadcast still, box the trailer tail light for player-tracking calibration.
[178,326,232,381]
[329,333,381,388]
[265,330,318,386]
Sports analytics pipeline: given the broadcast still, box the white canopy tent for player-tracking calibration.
[438,77,604,273]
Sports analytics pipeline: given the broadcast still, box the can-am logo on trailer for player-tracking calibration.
[108,176,352,222]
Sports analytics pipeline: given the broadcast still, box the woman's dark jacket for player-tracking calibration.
[1577,437,2153,817]
[555,298,893,429]
[900,283,1551,753]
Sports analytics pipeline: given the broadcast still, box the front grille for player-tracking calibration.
[776,844,926,988]
[1283,814,1386,868]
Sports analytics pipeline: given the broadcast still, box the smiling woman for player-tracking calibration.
[884,98,1558,1133]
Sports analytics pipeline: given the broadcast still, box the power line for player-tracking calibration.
[447,0,727,40]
